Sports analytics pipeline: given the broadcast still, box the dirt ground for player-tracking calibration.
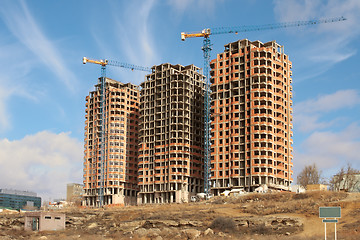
[1,191,359,240]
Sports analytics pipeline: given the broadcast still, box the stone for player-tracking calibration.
[153,236,163,240]
[39,237,48,240]
[160,227,173,235]
[88,222,98,229]
[121,220,146,232]
[11,225,22,231]
[148,220,179,227]
[179,220,202,227]
[218,231,227,237]
[147,228,161,237]
[204,228,214,236]
[134,227,161,238]
[285,232,291,236]
[134,228,147,237]
[181,229,201,239]
[238,220,249,227]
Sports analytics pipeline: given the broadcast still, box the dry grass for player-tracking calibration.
[210,216,236,233]
[214,191,349,216]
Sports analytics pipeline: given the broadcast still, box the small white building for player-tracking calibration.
[290,185,306,193]
[24,212,65,231]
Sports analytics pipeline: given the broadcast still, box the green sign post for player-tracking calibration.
[319,207,341,240]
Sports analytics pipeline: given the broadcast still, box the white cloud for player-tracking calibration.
[273,0,323,22]
[293,89,360,179]
[0,131,83,201]
[295,89,360,113]
[90,0,223,85]
[169,0,220,16]
[294,114,338,133]
[0,0,77,92]
[294,89,360,132]
[273,0,360,79]
[294,123,360,177]
[89,0,158,85]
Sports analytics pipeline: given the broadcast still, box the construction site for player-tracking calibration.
[1,8,358,238]
[79,17,348,207]
[81,38,294,206]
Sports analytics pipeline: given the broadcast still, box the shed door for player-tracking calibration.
[32,217,39,231]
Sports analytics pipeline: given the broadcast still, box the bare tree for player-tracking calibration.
[330,164,359,192]
[297,164,321,189]
[329,167,345,191]
[70,195,83,207]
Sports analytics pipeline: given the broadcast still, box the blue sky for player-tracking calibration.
[0,0,359,201]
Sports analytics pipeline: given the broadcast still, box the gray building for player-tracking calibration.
[0,189,41,210]
[66,183,83,202]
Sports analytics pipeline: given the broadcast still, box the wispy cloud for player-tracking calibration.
[293,89,360,178]
[89,0,159,85]
[273,0,360,80]
[294,123,360,177]
[168,0,221,17]
[112,0,158,66]
[0,131,83,200]
[0,87,12,131]
[89,0,224,85]
[0,70,40,132]
[294,89,360,132]
[295,89,360,114]
[0,0,77,92]
[0,38,45,132]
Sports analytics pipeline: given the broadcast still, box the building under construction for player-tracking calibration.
[137,63,205,204]
[83,78,140,207]
[209,39,293,194]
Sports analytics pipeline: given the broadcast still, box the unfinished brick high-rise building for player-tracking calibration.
[137,63,205,204]
[210,39,293,194]
[83,78,140,207]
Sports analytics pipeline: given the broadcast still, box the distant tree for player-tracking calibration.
[297,164,321,189]
[70,195,83,207]
[330,164,360,192]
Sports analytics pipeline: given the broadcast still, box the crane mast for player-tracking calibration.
[83,57,151,207]
[181,16,346,196]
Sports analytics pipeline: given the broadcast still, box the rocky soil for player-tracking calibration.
[0,191,359,240]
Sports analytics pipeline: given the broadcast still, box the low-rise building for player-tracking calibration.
[24,212,65,231]
[290,185,306,193]
[306,184,328,191]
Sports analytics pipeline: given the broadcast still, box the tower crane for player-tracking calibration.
[83,57,151,207]
[181,16,347,195]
